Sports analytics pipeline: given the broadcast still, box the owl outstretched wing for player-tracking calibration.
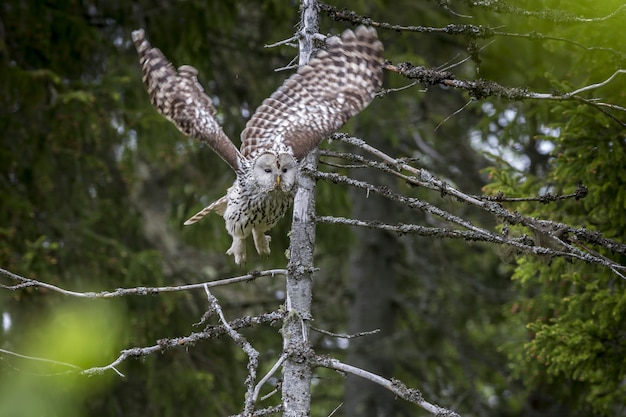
[240,26,384,161]
[132,29,243,172]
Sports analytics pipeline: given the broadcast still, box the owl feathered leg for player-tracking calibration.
[226,237,247,265]
[252,228,271,256]
[224,228,271,264]
[185,195,248,264]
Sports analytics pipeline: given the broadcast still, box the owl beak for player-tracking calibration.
[275,175,281,186]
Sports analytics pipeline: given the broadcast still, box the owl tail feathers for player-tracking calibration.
[183,196,228,225]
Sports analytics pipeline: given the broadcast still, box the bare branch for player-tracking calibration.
[320,2,626,60]
[564,69,626,97]
[319,3,492,37]
[0,348,82,373]
[375,81,420,97]
[469,0,626,23]
[0,268,286,297]
[309,326,380,339]
[274,55,299,72]
[309,169,496,239]
[310,172,626,274]
[327,402,343,417]
[204,285,259,415]
[265,35,298,49]
[313,356,461,417]
[80,311,284,377]
[327,134,626,258]
[228,405,283,417]
[476,183,588,203]
[388,62,622,101]
[253,354,287,403]
[384,63,626,126]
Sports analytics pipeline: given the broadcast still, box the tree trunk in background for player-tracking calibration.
[344,129,397,417]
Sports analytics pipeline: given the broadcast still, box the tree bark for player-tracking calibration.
[281,1,319,416]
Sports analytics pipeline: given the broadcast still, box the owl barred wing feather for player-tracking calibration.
[240,26,384,161]
[131,29,243,173]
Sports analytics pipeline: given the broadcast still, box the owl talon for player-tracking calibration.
[252,229,272,256]
[226,238,247,265]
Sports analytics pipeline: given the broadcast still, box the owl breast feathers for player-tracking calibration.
[132,26,384,264]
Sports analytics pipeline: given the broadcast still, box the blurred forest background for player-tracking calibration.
[1,0,625,416]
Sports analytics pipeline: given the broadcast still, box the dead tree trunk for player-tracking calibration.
[281,1,319,416]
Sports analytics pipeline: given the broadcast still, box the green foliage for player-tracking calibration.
[0,301,123,417]
[484,84,626,414]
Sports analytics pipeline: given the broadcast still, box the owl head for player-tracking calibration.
[251,152,297,192]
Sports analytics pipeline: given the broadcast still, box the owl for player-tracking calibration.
[132,26,384,264]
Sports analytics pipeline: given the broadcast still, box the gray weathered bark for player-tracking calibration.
[281,1,319,416]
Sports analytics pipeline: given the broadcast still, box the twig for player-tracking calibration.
[80,311,284,377]
[0,348,82,372]
[434,98,475,131]
[376,81,420,97]
[318,158,367,169]
[319,2,626,61]
[564,69,626,97]
[384,62,626,126]
[313,356,461,417]
[327,402,343,417]
[260,388,280,401]
[439,40,496,72]
[253,354,286,403]
[274,55,299,72]
[477,184,588,203]
[469,1,626,23]
[309,326,380,339]
[264,35,298,48]
[227,405,283,417]
[204,285,259,416]
[311,176,626,274]
[327,134,626,258]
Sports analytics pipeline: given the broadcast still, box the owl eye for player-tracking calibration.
[264,168,272,173]
[281,168,288,173]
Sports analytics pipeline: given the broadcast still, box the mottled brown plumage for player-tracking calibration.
[132,26,384,264]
